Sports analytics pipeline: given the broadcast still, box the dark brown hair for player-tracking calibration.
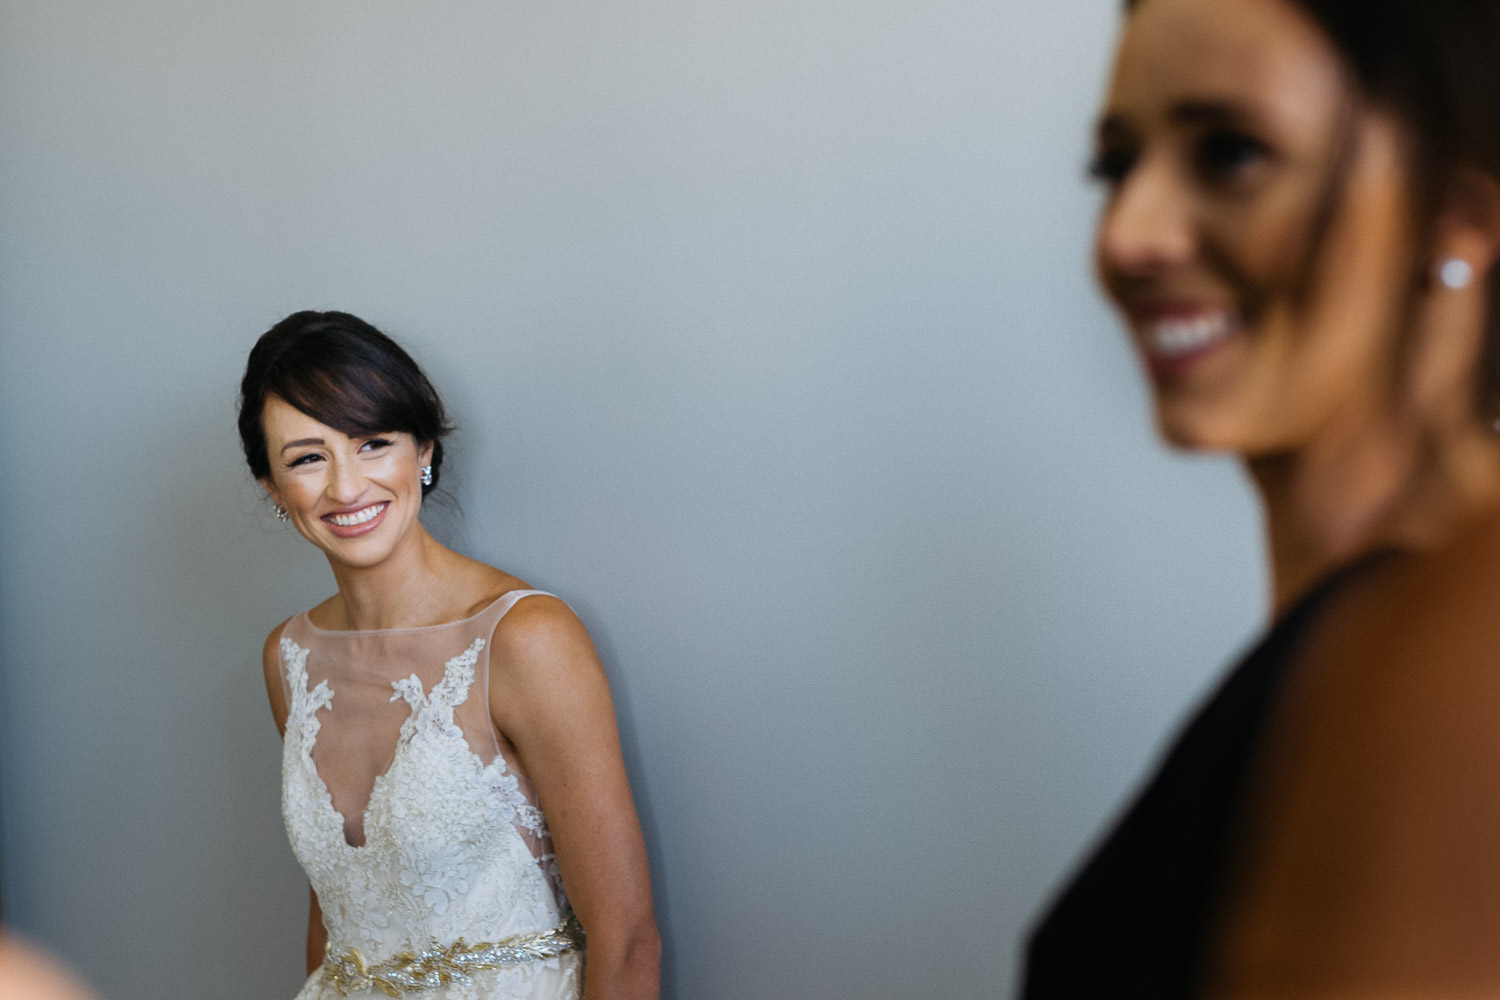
[1289,0,1500,413]
[238,311,453,497]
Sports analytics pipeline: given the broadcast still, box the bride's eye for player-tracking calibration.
[361,438,393,452]
[287,453,322,468]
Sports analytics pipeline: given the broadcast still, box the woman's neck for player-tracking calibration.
[1251,406,1500,615]
[324,525,463,630]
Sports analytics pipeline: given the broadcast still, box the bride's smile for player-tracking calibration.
[259,394,432,568]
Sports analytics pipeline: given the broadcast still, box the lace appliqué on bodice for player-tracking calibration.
[280,621,579,1000]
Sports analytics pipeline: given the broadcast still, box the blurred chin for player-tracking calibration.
[1152,402,1246,453]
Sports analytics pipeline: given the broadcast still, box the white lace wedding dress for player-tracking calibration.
[277,590,583,999]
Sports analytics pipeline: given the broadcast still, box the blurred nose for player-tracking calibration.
[326,454,367,506]
[1096,154,1196,279]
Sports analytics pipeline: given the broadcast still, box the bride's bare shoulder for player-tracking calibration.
[460,559,534,617]
[261,613,299,735]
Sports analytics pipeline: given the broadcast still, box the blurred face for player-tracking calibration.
[259,395,434,569]
[1093,0,1418,452]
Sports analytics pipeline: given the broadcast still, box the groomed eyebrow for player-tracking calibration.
[280,438,325,453]
[1095,99,1268,141]
[1169,98,1266,130]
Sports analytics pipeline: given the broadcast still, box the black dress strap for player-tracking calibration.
[1022,552,1387,1000]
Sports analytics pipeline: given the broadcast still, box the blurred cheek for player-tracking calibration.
[1203,202,1307,300]
[1094,228,1129,312]
[1306,203,1411,366]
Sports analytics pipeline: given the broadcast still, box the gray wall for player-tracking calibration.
[0,2,1266,998]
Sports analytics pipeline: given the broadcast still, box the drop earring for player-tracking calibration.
[1439,258,1474,290]
[420,465,434,487]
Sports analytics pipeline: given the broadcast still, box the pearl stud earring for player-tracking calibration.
[1439,258,1474,290]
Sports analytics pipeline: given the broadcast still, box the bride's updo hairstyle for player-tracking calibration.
[1128,0,1500,415]
[238,310,454,498]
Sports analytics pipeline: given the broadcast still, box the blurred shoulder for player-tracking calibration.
[1310,513,1500,713]
[1339,513,1500,643]
[1218,515,1500,989]
[0,933,99,1000]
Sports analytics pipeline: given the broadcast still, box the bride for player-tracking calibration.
[239,311,660,999]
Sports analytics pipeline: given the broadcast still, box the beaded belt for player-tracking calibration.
[319,917,584,997]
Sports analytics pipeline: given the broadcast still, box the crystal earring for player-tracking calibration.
[274,503,289,522]
[1439,258,1474,290]
[419,465,434,487]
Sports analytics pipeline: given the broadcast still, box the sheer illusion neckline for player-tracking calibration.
[301,589,535,636]
[295,636,487,849]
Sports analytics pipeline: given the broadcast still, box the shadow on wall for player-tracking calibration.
[573,606,676,999]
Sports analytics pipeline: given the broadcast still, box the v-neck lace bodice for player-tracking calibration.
[278,591,581,1000]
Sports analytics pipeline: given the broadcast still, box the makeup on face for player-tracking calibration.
[1091,0,1415,454]
[260,394,431,566]
[321,501,391,538]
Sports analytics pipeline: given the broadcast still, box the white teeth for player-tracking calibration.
[329,503,385,528]
[1144,313,1235,358]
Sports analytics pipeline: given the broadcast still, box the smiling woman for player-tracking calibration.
[1024,0,1500,997]
[238,312,660,1000]
[261,396,426,553]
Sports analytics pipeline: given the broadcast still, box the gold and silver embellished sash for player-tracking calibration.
[319,918,583,997]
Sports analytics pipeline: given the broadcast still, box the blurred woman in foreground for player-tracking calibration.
[1025,0,1500,996]
[0,931,97,1000]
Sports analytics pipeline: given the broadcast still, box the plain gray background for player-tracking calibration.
[0,2,1267,997]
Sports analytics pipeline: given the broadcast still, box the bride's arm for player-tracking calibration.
[489,596,661,1000]
[261,620,291,737]
[262,622,328,978]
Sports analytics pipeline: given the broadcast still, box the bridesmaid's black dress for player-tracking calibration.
[1022,556,1380,1000]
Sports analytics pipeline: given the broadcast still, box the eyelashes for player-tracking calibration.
[1088,129,1273,190]
[1194,129,1271,182]
[1088,147,1137,186]
[283,437,396,469]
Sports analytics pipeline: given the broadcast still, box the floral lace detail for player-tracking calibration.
[483,757,549,839]
[538,855,568,915]
[280,631,577,999]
